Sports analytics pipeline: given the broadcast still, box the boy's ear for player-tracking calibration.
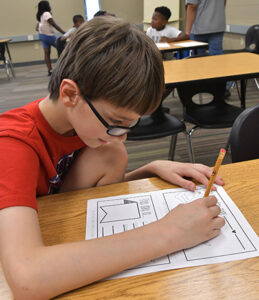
[59,79,81,107]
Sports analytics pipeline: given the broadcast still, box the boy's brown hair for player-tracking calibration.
[49,17,164,115]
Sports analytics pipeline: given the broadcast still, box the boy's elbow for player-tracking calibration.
[5,261,45,300]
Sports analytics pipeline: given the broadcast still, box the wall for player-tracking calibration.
[0,0,85,64]
[224,0,259,50]
[100,0,143,25]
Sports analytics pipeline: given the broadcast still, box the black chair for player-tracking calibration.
[56,37,67,57]
[229,104,259,163]
[224,25,259,55]
[224,24,259,90]
[127,105,192,161]
[177,80,244,162]
[0,43,15,79]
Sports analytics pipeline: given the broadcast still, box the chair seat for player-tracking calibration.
[127,113,186,141]
[184,104,244,129]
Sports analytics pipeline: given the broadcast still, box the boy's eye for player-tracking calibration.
[110,119,123,125]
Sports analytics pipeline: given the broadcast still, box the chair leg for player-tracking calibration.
[185,131,194,163]
[4,59,10,80]
[254,78,259,90]
[185,125,199,163]
[168,134,177,161]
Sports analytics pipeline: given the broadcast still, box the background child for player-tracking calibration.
[0,17,224,299]
[56,14,85,56]
[147,6,188,43]
[36,0,65,75]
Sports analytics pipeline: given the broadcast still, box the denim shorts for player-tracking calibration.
[39,33,57,49]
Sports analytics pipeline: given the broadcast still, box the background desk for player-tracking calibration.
[0,159,259,299]
[164,52,259,108]
[159,40,208,58]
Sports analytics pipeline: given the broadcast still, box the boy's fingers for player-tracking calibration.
[170,174,196,191]
[213,216,225,228]
[204,196,218,207]
[208,205,221,217]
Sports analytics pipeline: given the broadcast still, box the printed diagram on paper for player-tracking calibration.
[85,186,259,279]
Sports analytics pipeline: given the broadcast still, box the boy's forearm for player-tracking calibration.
[125,161,157,181]
[165,32,189,43]
[7,220,174,299]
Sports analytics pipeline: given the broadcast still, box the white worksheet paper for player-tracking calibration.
[155,42,170,48]
[174,41,207,47]
[85,186,259,279]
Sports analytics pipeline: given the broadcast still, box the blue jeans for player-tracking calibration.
[190,32,224,56]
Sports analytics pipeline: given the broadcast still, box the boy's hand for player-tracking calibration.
[160,196,225,250]
[149,160,224,191]
[160,36,169,42]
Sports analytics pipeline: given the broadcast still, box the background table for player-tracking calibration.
[164,52,259,108]
[159,40,208,58]
[0,159,259,299]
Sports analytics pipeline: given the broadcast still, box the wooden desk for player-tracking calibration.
[164,52,259,108]
[1,160,259,299]
[159,40,208,58]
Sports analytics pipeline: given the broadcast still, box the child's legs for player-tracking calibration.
[59,142,128,192]
[44,47,52,71]
[39,34,56,71]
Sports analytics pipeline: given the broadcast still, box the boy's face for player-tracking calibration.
[67,97,140,148]
[151,12,167,31]
[75,18,84,28]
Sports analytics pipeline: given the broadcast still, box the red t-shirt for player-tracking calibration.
[0,99,85,210]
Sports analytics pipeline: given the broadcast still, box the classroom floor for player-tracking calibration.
[0,63,258,171]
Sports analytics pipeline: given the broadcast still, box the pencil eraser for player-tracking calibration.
[220,148,226,153]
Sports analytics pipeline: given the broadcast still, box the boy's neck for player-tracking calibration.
[39,96,75,136]
[156,25,166,31]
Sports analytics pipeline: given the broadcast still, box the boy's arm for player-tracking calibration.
[0,201,224,299]
[161,31,189,43]
[48,18,65,34]
[125,161,224,191]
[186,3,198,36]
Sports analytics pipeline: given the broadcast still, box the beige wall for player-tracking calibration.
[0,0,85,64]
[100,0,143,25]
[2,0,259,64]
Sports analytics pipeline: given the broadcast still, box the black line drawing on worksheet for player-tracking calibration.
[162,187,257,261]
[86,186,259,279]
[96,195,172,268]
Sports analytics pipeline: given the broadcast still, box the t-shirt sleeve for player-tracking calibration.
[186,0,198,5]
[167,27,182,38]
[146,27,152,38]
[63,27,76,37]
[43,11,52,21]
[0,137,40,211]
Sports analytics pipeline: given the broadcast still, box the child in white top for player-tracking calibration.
[36,1,65,75]
[147,6,188,43]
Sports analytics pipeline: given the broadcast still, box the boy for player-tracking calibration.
[147,6,188,43]
[56,14,84,56]
[0,17,224,298]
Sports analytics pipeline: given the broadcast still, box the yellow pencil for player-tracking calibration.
[204,148,226,197]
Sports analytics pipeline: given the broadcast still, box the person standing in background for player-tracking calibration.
[36,1,65,76]
[185,0,226,56]
[185,0,231,97]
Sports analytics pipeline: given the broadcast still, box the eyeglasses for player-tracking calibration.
[83,95,140,137]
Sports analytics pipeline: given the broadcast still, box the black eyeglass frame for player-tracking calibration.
[83,95,140,137]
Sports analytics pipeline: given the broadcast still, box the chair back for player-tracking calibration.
[230,104,259,162]
[245,24,259,53]
[177,80,226,112]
